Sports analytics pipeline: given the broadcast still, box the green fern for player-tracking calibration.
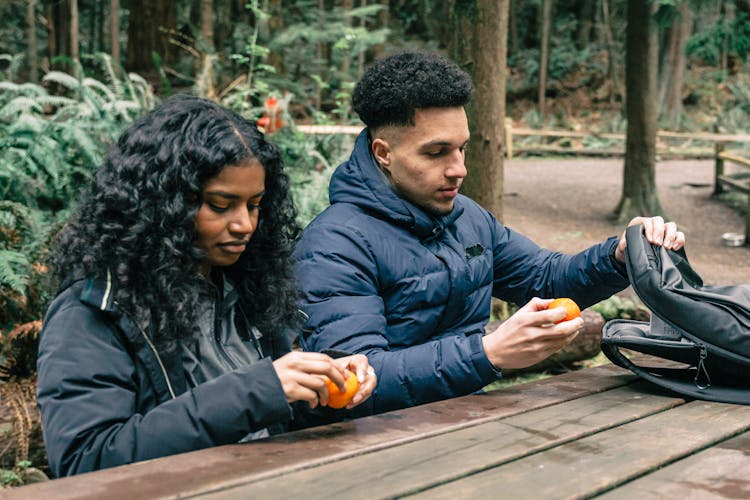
[0,250,30,296]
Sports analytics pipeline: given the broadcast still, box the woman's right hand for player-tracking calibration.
[272,351,349,408]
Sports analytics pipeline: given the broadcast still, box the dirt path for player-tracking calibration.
[502,158,750,294]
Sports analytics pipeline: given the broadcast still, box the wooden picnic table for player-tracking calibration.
[8,363,750,499]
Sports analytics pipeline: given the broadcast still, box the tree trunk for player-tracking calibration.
[125,0,176,75]
[110,0,120,64]
[266,0,284,74]
[450,0,508,220]
[602,0,620,105]
[615,0,663,224]
[48,0,72,70]
[200,0,214,52]
[509,0,519,55]
[357,0,367,79]
[538,0,552,118]
[373,0,389,59]
[577,0,595,48]
[89,0,96,52]
[341,0,353,75]
[70,0,79,64]
[97,0,105,52]
[659,2,692,129]
[27,0,38,82]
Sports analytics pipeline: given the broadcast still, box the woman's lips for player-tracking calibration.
[218,242,248,254]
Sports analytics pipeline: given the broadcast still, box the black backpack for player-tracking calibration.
[601,224,750,405]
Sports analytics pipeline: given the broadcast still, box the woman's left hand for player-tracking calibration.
[333,354,377,409]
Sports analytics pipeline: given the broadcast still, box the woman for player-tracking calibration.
[36,95,376,477]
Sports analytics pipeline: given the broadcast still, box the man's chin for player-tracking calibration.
[425,201,455,216]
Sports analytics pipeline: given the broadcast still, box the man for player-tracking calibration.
[292,52,684,415]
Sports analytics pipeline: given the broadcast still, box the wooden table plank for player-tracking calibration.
[9,364,634,500]
[406,401,750,499]
[199,383,684,499]
[598,431,750,499]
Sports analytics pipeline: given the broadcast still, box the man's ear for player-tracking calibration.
[371,137,391,171]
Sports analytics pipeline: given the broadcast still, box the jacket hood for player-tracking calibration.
[329,130,464,240]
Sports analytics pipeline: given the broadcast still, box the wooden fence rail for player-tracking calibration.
[714,143,750,243]
[296,123,750,159]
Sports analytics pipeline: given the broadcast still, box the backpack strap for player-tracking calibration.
[602,331,750,405]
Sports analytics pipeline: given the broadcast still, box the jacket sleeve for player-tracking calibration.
[489,222,630,309]
[293,223,501,416]
[36,300,293,477]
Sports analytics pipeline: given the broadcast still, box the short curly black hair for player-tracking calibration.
[51,95,301,351]
[352,52,474,130]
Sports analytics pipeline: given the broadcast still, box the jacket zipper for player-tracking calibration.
[213,293,238,370]
[118,304,176,399]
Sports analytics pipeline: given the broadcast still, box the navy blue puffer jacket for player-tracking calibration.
[293,130,629,415]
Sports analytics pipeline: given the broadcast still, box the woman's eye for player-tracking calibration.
[208,203,228,213]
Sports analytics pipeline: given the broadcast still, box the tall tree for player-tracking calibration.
[110,0,120,64]
[538,0,552,118]
[659,2,693,129]
[27,0,38,82]
[200,0,214,52]
[47,0,72,69]
[614,0,664,224]
[450,0,509,219]
[70,0,79,63]
[125,0,176,75]
[602,0,620,105]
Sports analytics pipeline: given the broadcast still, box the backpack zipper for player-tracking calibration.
[694,343,711,390]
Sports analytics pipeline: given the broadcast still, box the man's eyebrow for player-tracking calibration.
[420,139,470,148]
[204,190,266,199]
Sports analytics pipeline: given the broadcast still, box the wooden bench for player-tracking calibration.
[7,362,750,499]
[714,142,750,242]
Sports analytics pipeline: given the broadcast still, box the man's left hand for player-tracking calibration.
[614,216,685,263]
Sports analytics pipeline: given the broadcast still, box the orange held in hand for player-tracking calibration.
[547,298,581,323]
[324,371,360,409]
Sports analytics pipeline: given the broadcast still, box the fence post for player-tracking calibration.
[714,142,725,195]
[504,118,513,159]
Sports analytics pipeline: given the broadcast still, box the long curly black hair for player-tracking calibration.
[51,95,301,351]
[352,52,474,130]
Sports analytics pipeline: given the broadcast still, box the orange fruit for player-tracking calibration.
[547,298,581,323]
[324,371,360,409]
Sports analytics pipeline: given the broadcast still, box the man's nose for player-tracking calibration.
[446,150,468,179]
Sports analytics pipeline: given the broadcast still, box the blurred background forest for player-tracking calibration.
[1,0,749,485]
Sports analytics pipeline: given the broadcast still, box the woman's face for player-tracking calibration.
[195,159,266,276]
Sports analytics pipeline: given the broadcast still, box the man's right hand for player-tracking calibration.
[481,297,583,369]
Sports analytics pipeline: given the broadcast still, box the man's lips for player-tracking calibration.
[438,186,459,197]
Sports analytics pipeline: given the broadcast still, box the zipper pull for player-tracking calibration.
[694,344,711,390]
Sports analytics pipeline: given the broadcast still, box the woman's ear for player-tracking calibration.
[371,138,391,171]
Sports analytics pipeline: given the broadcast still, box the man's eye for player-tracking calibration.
[426,150,444,157]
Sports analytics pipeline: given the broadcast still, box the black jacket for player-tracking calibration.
[37,274,308,477]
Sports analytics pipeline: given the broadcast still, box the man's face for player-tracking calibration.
[372,107,469,215]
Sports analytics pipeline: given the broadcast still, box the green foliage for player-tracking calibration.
[0,57,154,330]
[265,128,354,227]
[590,295,650,322]
[232,0,388,118]
[0,460,48,488]
[687,11,750,66]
